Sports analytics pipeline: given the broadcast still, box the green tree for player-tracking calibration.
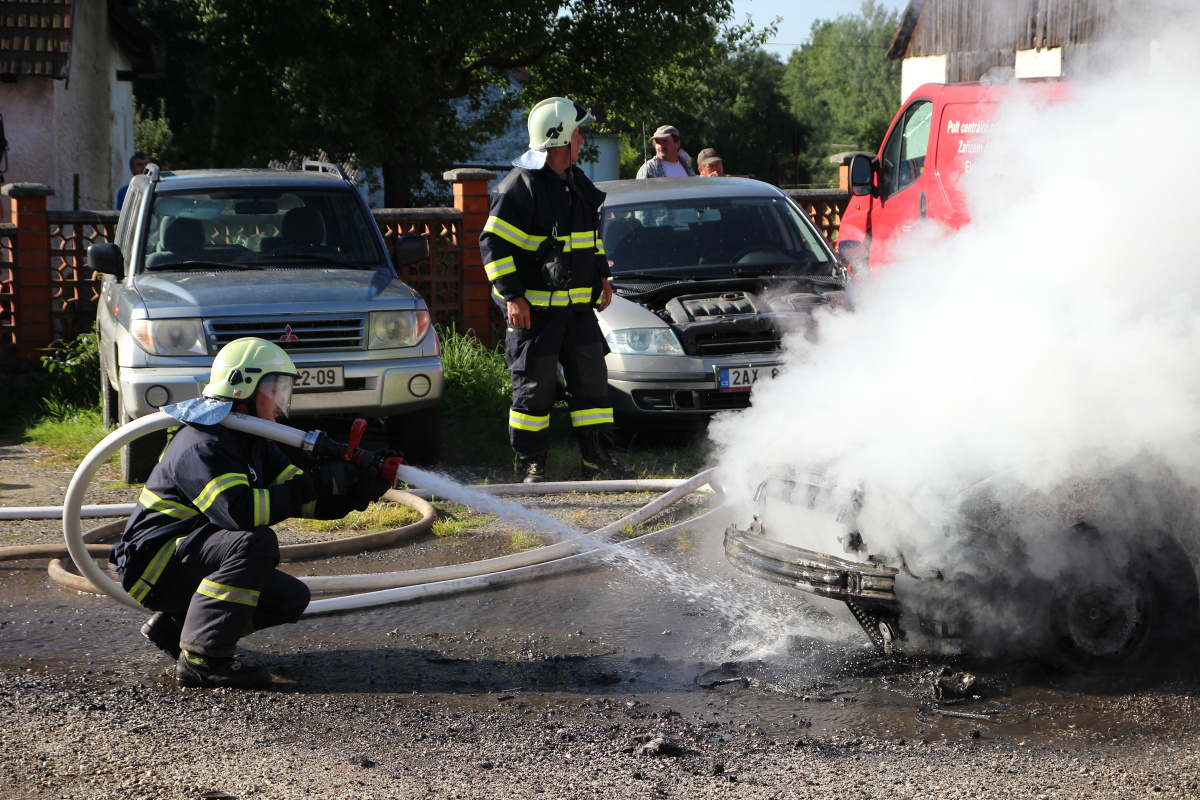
[133,0,738,206]
[782,0,901,187]
[603,19,802,183]
[133,99,176,166]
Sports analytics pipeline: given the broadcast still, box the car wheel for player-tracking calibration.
[1047,569,1157,671]
[385,406,441,466]
[100,354,118,428]
[118,381,167,485]
[1042,527,1196,672]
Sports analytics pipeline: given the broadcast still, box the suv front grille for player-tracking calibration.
[208,316,367,352]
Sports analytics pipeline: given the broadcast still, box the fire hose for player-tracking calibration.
[2,411,721,617]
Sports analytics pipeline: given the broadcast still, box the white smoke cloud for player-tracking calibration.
[711,2,1200,647]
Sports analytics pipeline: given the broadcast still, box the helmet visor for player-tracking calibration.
[257,374,295,419]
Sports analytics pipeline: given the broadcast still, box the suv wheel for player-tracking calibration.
[118,381,168,484]
[385,406,441,466]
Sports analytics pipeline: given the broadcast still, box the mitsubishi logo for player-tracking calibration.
[279,324,299,343]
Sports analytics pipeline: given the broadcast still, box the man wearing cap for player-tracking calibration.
[696,148,725,177]
[479,97,632,484]
[636,125,697,178]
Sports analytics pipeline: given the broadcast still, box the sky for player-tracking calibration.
[731,0,909,60]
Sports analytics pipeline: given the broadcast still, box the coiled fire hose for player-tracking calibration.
[0,411,721,617]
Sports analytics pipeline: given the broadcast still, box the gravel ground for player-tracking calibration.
[4,440,1200,799]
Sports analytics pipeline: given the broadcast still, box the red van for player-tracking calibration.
[839,80,1070,270]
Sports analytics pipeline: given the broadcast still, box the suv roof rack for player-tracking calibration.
[302,159,354,184]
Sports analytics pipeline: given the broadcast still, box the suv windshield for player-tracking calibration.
[602,196,834,279]
[141,187,385,271]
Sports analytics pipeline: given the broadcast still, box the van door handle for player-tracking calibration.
[919,192,927,220]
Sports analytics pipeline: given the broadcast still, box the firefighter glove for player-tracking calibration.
[351,457,394,508]
[313,460,360,497]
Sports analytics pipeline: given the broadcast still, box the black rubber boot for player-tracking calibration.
[140,611,183,660]
[516,452,547,484]
[578,430,634,480]
[177,650,272,690]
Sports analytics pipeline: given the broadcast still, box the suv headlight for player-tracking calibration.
[130,318,207,356]
[605,327,684,356]
[369,309,431,348]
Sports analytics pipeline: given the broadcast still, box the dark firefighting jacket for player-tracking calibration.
[480,163,610,310]
[110,422,360,592]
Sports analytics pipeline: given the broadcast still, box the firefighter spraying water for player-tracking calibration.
[109,338,397,689]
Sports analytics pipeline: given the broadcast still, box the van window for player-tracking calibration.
[879,100,932,200]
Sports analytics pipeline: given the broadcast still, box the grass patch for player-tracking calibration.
[508,531,545,551]
[439,325,511,417]
[23,405,113,464]
[285,502,423,534]
[430,502,494,538]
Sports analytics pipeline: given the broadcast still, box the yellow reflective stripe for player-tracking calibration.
[129,535,186,603]
[137,487,198,520]
[252,488,270,527]
[525,289,593,308]
[570,408,614,427]
[485,255,517,281]
[197,578,260,607]
[272,465,302,486]
[509,410,550,432]
[193,472,249,512]
[568,231,596,249]
[483,216,545,251]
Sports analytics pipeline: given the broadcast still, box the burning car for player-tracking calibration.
[595,177,847,427]
[724,456,1200,670]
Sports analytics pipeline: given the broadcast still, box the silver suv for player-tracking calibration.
[89,161,443,483]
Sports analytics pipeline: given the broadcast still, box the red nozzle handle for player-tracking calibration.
[346,418,367,458]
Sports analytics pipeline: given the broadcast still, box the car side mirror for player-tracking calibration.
[393,234,429,267]
[87,242,125,278]
[849,154,875,197]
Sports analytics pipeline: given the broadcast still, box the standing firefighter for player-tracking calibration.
[480,96,632,483]
[110,337,391,689]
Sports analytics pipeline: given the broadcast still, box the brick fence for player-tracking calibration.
[0,174,848,360]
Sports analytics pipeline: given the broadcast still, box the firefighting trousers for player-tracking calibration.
[504,308,613,458]
[134,527,310,659]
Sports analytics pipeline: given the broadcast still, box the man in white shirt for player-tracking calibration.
[635,125,696,178]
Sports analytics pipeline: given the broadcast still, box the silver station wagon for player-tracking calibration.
[596,177,847,427]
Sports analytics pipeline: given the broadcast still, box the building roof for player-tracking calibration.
[886,0,1140,61]
[0,0,156,80]
[0,0,73,78]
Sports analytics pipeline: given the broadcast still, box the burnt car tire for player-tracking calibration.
[385,406,441,466]
[1042,529,1198,672]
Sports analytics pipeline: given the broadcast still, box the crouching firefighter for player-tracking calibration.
[480,95,633,483]
[110,337,392,689]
